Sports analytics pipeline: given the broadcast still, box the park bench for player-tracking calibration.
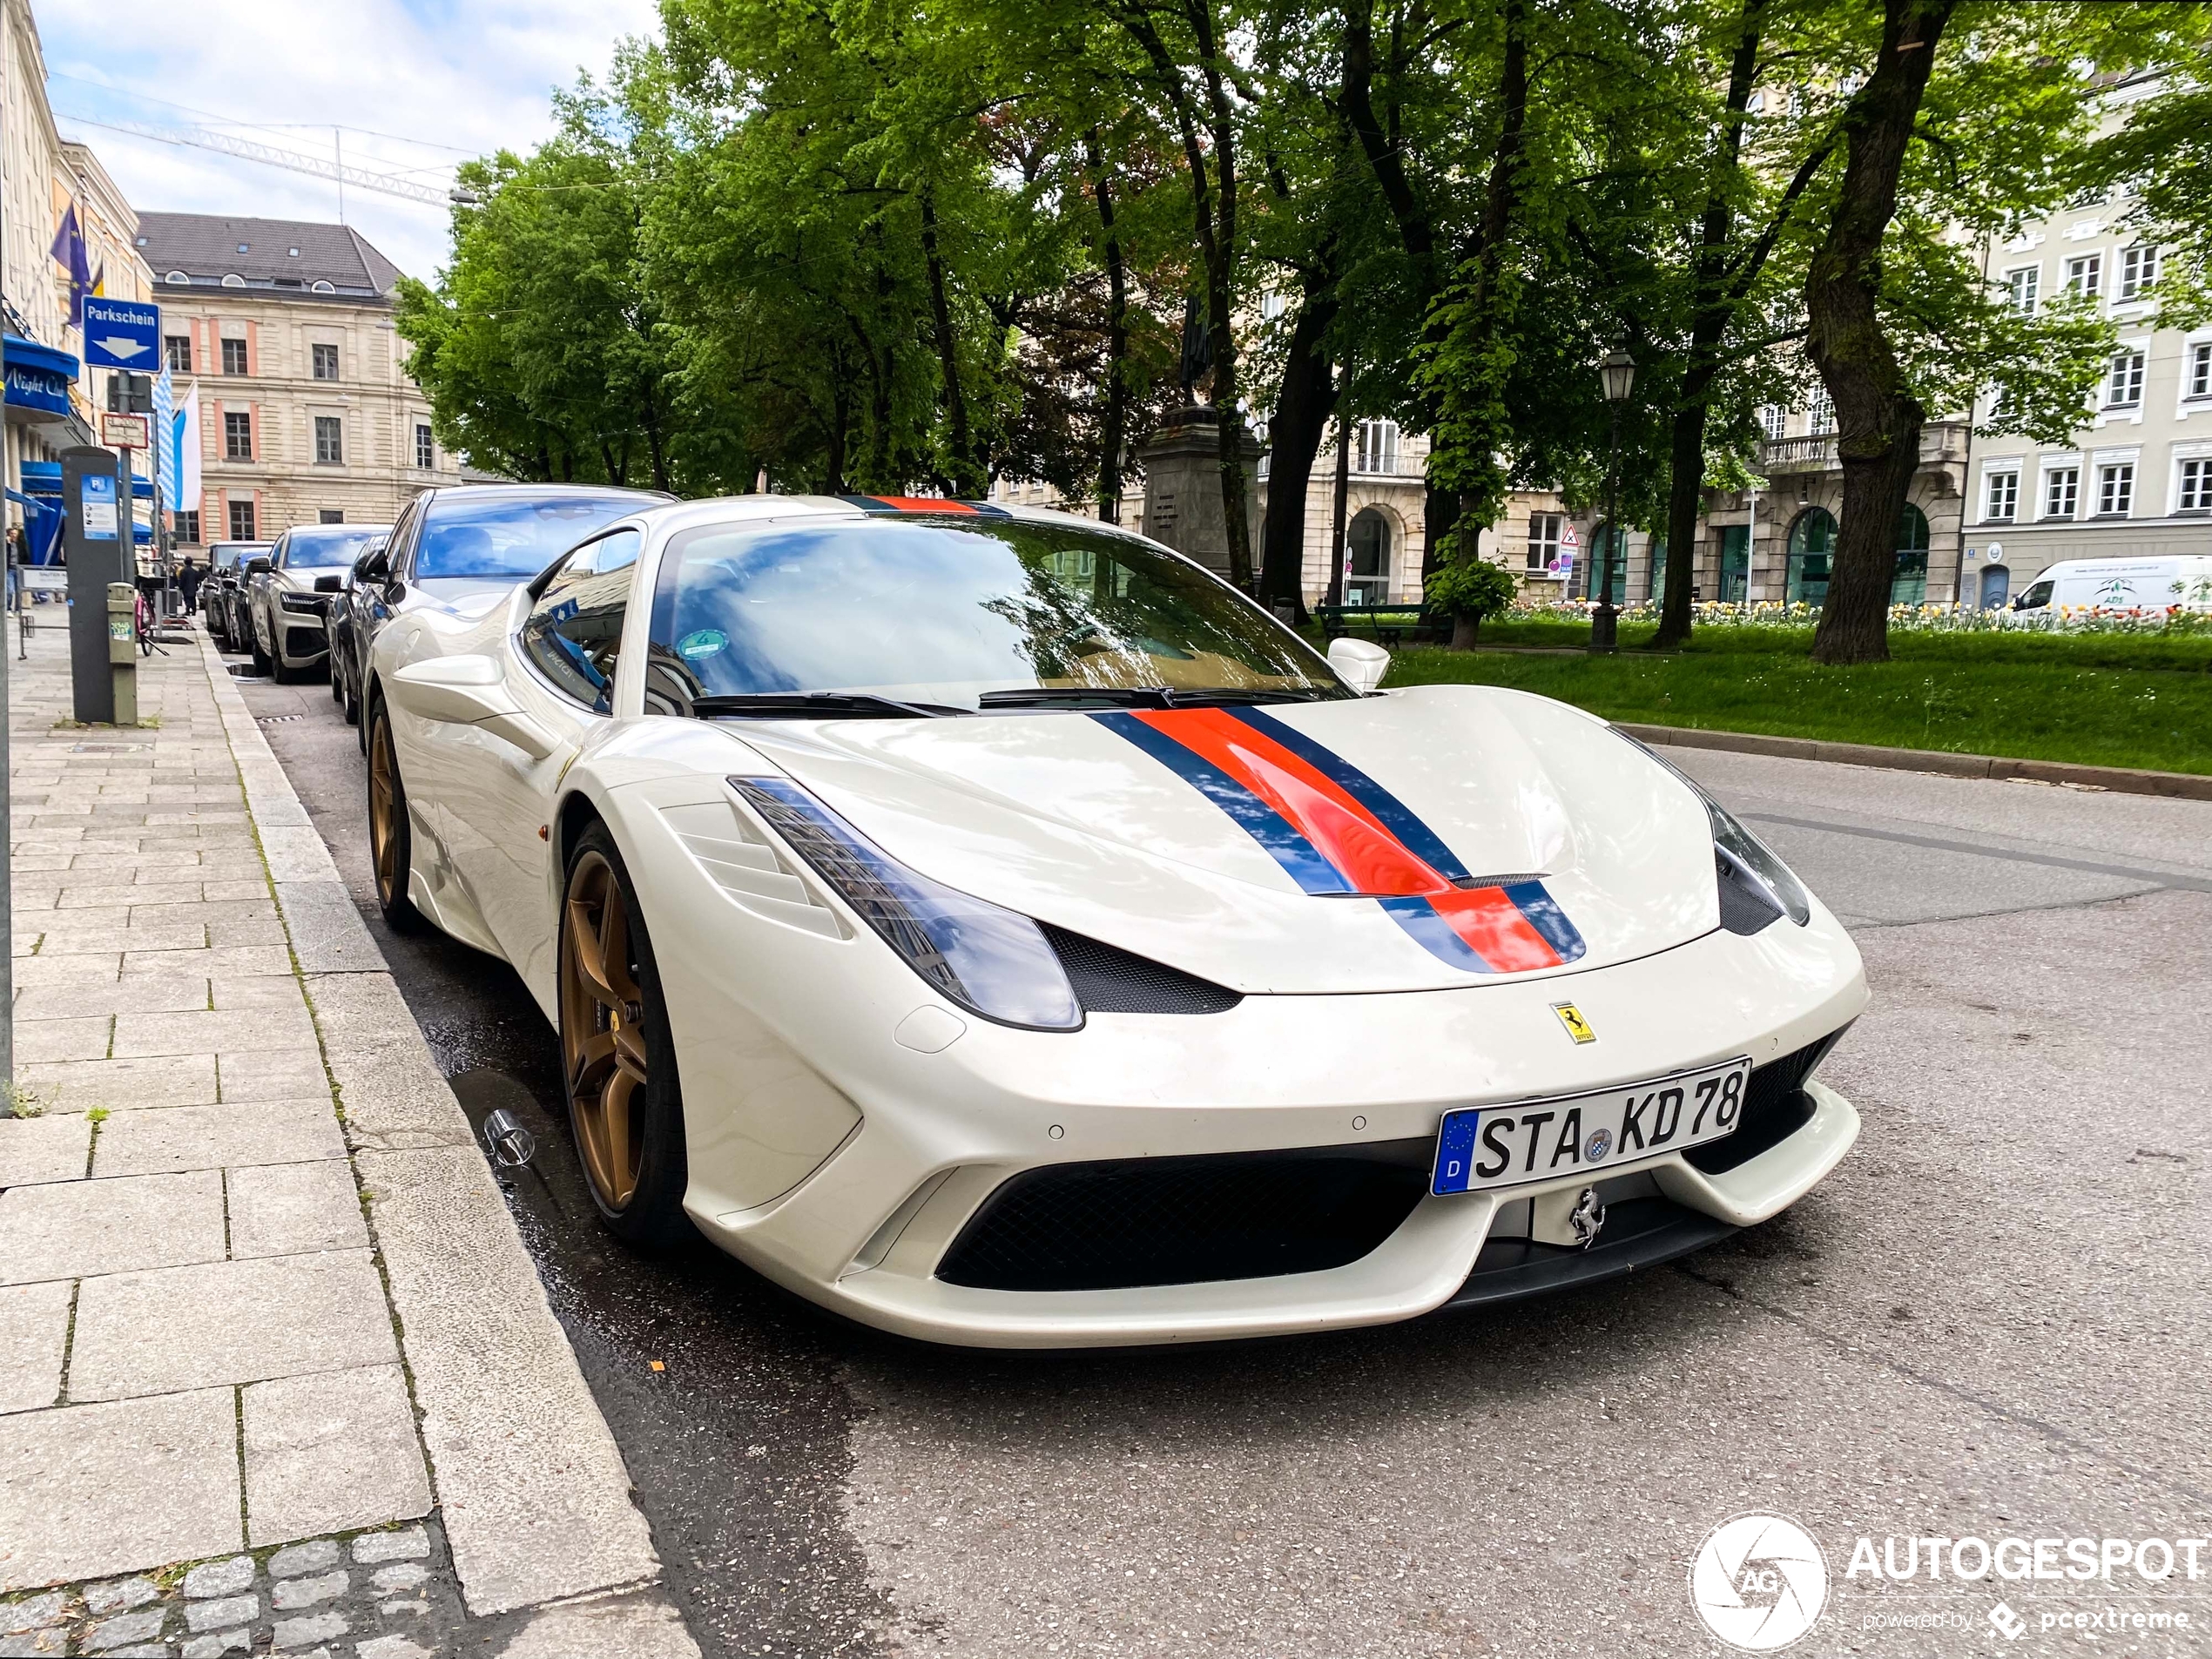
[1313,604,1449,646]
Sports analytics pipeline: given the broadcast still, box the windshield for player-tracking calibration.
[644,515,1351,714]
[416,491,656,580]
[283,528,384,570]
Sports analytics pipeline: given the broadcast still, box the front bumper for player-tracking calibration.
[668,892,1866,1348]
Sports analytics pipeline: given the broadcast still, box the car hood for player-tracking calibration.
[411,577,525,619]
[724,686,1723,995]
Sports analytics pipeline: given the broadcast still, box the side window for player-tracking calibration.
[520,530,642,714]
[267,536,289,571]
[387,497,427,580]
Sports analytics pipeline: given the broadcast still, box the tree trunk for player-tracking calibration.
[1421,476,1458,588]
[1806,0,1959,665]
[1086,131,1130,525]
[1326,408,1352,606]
[1259,297,1339,622]
[1655,0,1766,651]
[918,191,977,497]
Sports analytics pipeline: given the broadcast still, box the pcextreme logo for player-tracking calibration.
[1689,1512,1831,1652]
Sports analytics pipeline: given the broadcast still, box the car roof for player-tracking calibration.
[421,482,670,515]
[617,493,1149,543]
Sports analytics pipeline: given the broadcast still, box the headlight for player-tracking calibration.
[1615,732,1811,934]
[279,592,326,613]
[729,776,1082,1031]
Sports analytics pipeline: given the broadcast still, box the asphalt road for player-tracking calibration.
[235,654,2212,1659]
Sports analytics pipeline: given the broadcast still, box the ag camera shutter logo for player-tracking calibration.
[1689,1512,1830,1651]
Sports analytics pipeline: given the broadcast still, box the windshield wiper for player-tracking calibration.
[977,685,1339,711]
[692,692,970,720]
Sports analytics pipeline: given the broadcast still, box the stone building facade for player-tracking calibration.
[136,213,462,546]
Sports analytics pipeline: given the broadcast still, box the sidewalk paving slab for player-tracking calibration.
[0,1169,226,1284]
[243,1365,432,1546]
[0,1114,91,1186]
[0,1282,71,1413]
[68,1248,398,1401]
[0,1389,241,1590]
[92,1099,345,1178]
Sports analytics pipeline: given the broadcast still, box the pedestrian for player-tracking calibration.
[178,553,202,612]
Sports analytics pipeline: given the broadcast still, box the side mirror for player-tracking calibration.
[313,574,343,593]
[245,556,272,577]
[387,656,559,760]
[357,549,389,583]
[1326,636,1391,695]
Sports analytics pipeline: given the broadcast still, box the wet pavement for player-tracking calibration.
[234,648,2212,1658]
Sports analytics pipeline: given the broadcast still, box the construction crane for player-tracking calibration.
[57,114,469,208]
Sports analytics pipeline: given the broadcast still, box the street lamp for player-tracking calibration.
[1590,347,1635,652]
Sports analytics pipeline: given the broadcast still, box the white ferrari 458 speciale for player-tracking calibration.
[362,493,1866,1347]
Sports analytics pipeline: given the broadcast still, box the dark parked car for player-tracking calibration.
[342,484,666,751]
[329,534,388,725]
[199,542,270,649]
[244,524,391,682]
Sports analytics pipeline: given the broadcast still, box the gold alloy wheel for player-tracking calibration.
[561,850,649,1211]
[368,718,401,907]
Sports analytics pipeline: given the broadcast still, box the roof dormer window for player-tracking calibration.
[310,280,336,294]
[221,273,246,287]
[165,270,189,285]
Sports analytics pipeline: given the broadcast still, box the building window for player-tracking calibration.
[1354,419,1399,475]
[2119,246,2158,301]
[415,422,435,469]
[312,343,340,381]
[2178,458,2210,514]
[221,338,248,374]
[1757,405,1785,442]
[228,499,256,540]
[1526,512,1564,571]
[2188,342,2212,401]
[173,509,200,543]
[2004,266,2039,315]
[223,410,253,461]
[2105,350,2146,408]
[2096,462,2134,516]
[1807,389,1835,434]
[2043,467,2078,520]
[164,335,192,373]
[1982,468,2018,523]
[314,416,343,464]
[320,509,345,524]
[2065,254,2101,300]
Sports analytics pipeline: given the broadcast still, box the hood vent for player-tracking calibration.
[1042,925,1241,1015]
[658,799,846,940]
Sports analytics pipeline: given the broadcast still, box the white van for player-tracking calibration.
[2004,556,2212,624]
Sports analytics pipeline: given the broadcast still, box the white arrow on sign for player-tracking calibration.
[92,335,150,361]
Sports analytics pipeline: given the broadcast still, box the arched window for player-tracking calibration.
[1891,503,1931,604]
[311,280,336,294]
[220,273,246,288]
[1785,507,1837,605]
[164,270,189,285]
[1345,508,1392,604]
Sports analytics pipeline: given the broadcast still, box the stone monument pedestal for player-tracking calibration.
[1136,407,1262,582]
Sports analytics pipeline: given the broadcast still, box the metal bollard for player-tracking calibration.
[106,583,138,726]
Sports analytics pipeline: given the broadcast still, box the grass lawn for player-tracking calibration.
[1371,624,2212,775]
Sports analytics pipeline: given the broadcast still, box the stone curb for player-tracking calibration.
[193,636,686,1638]
[1613,722,2212,802]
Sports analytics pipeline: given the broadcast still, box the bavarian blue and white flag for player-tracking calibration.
[152,366,177,515]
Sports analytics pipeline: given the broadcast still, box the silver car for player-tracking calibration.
[245,523,390,681]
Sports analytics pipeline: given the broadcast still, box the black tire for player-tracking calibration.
[557,822,691,1247]
[366,700,423,934]
[340,657,361,725]
[206,601,228,649]
[248,611,273,677]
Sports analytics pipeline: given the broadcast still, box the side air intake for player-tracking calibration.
[1041,925,1242,1015]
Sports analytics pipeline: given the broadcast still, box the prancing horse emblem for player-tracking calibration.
[1569,1186,1607,1249]
[1552,1002,1595,1044]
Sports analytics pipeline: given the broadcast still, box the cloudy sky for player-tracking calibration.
[37,0,663,282]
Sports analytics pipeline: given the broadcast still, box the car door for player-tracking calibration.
[445,527,643,1001]
[359,496,426,677]
[252,535,287,652]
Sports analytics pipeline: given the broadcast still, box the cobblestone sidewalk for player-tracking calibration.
[0,626,697,1657]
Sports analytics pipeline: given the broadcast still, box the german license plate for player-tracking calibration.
[1431,1057,1753,1196]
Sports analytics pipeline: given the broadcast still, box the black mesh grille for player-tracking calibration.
[1686,1025,1850,1173]
[936,1143,1429,1291]
[1042,926,1242,1015]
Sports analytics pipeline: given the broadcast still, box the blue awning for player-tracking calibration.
[4,336,78,379]
[5,335,77,419]
[132,475,152,498]
[19,461,61,495]
[6,485,64,564]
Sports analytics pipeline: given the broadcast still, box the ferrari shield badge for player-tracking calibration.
[1552,1001,1596,1044]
